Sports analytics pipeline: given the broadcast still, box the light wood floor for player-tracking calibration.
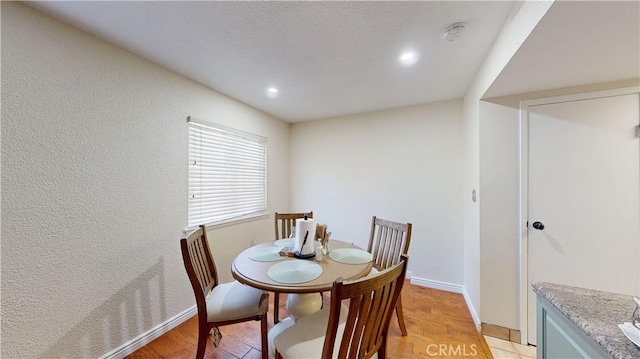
[126,281,493,358]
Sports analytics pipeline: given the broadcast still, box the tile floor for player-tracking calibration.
[484,335,537,359]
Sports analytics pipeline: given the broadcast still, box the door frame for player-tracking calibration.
[518,86,640,345]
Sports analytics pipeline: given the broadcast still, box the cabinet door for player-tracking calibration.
[537,297,608,358]
[544,315,589,358]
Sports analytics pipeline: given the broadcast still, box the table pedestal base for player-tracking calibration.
[267,293,323,358]
[286,292,322,322]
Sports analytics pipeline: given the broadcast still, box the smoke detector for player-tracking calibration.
[443,22,467,41]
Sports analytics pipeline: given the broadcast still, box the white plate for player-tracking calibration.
[329,248,373,264]
[618,322,640,347]
[274,238,294,247]
[267,260,322,284]
[247,247,286,262]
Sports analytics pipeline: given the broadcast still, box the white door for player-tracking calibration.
[527,93,640,345]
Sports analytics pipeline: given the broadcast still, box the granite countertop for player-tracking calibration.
[532,282,640,359]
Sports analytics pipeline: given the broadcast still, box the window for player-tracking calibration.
[187,116,267,228]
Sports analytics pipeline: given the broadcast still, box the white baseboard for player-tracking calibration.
[410,276,464,293]
[101,305,196,359]
[462,287,482,331]
[410,276,481,331]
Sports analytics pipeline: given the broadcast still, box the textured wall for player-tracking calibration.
[1,3,289,358]
[289,100,464,285]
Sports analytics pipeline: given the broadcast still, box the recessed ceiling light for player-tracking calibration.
[399,51,419,67]
[400,52,414,61]
[266,87,279,98]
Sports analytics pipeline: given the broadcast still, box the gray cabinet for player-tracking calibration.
[537,296,609,358]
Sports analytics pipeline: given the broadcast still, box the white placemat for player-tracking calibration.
[274,238,294,247]
[247,247,286,262]
[329,248,373,264]
[267,260,323,284]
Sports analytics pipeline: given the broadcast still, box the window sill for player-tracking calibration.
[184,212,269,234]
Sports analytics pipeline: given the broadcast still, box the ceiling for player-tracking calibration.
[27,1,514,122]
[485,0,640,99]
[26,1,639,122]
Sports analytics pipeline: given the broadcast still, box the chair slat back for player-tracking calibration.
[323,255,408,359]
[367,216,412,270]
[274,212,313,240]
[181,226,218,308]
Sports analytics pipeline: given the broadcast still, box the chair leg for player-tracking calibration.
[396,294,408,336]
[274,292,280,324]
[260,314,268,359]
[379,338,387,359]
[196,325,208,359]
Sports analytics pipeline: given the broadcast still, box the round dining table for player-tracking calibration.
[231,239,373,358]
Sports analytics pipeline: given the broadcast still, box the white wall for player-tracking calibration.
[289,100,464,285]
[1,3,290,358]
[479,100,521,329]
[470,1,639,334]
[462,0,553,328]
[478,79,640,331]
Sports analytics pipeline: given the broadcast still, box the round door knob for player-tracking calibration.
[532,221,545,230]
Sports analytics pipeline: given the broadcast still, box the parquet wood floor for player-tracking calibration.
[126,281,493,358]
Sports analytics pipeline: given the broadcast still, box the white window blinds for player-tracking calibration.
[187,117,267,227]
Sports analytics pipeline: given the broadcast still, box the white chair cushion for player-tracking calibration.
[206,281,267,322]
[274,303,349,359]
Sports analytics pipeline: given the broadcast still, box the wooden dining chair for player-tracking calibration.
[274,211,313,240]
[273,255,408,359]
[181,225,269,359]
[367,216,412,336]
[273,211,313,323]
